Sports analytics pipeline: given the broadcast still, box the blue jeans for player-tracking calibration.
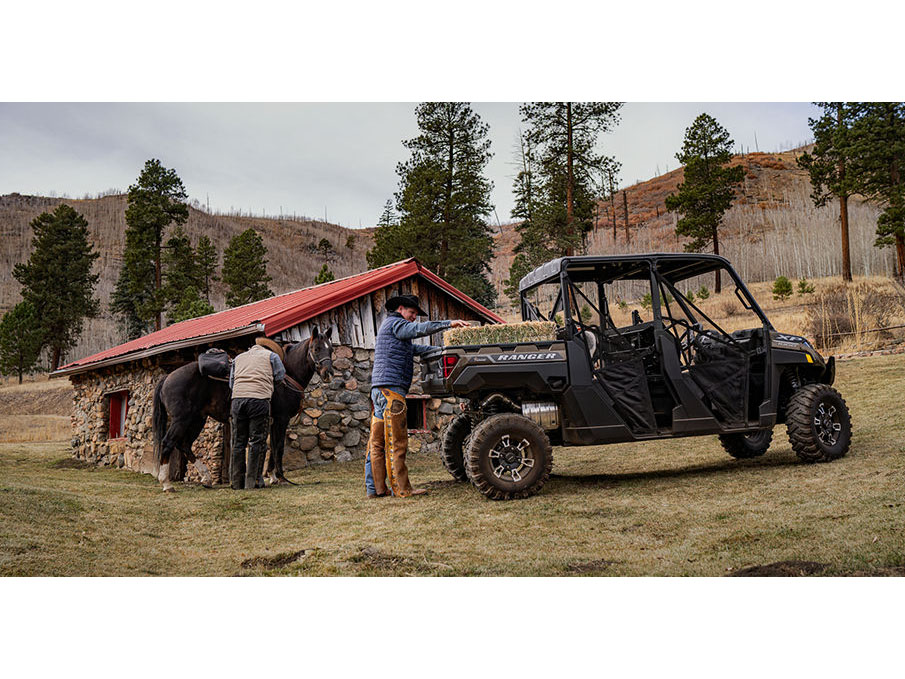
[365,386,406,495]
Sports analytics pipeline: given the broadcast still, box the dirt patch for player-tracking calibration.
[348,545,451,575]
[241,549,308,570]
[566,559,617,574]
[729,560,827,577]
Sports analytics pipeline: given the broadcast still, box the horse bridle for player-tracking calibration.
[307,341,333,370]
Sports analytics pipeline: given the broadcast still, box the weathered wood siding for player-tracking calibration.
[275,273,489,348]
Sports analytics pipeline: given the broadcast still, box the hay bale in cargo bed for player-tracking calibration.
[443,321,557,346]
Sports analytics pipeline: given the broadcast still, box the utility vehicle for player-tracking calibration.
[421,254,851,500]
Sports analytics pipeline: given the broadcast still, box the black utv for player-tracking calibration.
[421,254,851,500]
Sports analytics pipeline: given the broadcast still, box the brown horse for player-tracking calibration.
[152,327,335,491]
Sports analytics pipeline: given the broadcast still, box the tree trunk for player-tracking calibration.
[837,104,853,283]
[713,228,722,294]
[155,235,162,331]
[566,103,574,256]
[839,194,852,282]
[896,233,905,278]
[51,346,61,372]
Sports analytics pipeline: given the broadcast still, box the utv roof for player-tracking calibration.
[518,253,733,292]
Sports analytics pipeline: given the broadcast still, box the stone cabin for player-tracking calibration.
[51,258,503,484]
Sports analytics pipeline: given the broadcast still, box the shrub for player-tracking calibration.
[721,299,740,317]
[580,304,593,324]
[797,278,815,295]
[697,286,710,300]
[772,276,793,301]
[806,282,903,348]
[641,293,652,311]
[684,290,696,303]
[617,299,628,311]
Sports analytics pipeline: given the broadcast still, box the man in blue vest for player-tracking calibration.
[366,294,468,498]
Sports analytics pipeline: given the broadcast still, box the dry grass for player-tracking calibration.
[0,416,70,443]
[0,375,73,442]
[1,354,903,577]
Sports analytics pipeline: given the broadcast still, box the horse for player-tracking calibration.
[152,327,335,492]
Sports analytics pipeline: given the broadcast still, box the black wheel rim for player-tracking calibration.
[488,434,535,483]
[814,399,842,447]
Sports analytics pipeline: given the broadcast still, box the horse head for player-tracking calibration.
[307,325,335,381]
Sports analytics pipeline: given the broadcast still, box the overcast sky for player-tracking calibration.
[0,102,818,229]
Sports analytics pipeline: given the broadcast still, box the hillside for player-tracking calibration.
[488,149,898,313]
[0,193,372,363]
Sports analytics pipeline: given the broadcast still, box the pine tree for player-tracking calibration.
[317,238,334,258]
[798,103,861,282]
[0,302,44,383]
[849,102,905,277]
[314,263,335,284]
[665,113,745,293]
[519,102,623,257]
[368,103,496,305]
[194,235,219,302]
[12,204,100,370]
[169,287,214,323]
[161,226,213,323]
[367,200,406,269]
[111,159,189,334]
[222,228,273,307]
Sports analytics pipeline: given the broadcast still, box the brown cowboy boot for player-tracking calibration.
[382,391,427,498]
[367,416,390,496]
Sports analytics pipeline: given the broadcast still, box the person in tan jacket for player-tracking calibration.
[229,337,286,490]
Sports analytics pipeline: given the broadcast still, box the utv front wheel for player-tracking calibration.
[719,429,773,459]
[786,384,852,463]
[441,413,471,482]
[465,413,552,500]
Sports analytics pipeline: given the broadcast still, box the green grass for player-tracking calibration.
[1,354,904,576]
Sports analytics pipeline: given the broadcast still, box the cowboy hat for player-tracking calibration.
[255,337,285,361]
[384,294,427,317]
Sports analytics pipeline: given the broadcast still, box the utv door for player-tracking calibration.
[651,259,773,433]
[564,264,662,437]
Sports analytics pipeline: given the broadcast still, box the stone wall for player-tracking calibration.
[69,358,224,480]
[69,347,460,482]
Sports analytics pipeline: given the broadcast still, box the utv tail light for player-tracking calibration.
[442,355,459,378]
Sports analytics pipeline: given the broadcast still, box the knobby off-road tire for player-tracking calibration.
[719,428,773,459]
[786,384,852,463]
[441,413,471,483]
[465,413,553,500]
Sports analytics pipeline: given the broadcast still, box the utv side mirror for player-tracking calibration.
[632,310,641,325]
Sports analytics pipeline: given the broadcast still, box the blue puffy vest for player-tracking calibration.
[371,312,415,390]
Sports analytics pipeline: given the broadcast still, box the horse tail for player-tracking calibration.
[152,377,168,465]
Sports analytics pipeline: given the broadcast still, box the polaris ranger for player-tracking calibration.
[421,254,851,500]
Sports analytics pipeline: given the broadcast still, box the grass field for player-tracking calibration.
[1,353,903,577]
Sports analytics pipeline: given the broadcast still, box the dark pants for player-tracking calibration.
[230,397,270,490]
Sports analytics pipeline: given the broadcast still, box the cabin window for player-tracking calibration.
[107,390,129,440]
[406,396,428,432]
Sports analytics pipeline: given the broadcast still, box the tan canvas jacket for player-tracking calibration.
[231,345,277,400]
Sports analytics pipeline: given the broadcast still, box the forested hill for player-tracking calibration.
[0,193,372,362]
[488,147,894,310]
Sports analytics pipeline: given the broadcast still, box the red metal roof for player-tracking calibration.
[55,258,504,375]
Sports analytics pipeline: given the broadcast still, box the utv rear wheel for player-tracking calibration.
[441,413,471,482]
[465,413,552,500]
[786,384,852,463]
[719,429,773,459]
